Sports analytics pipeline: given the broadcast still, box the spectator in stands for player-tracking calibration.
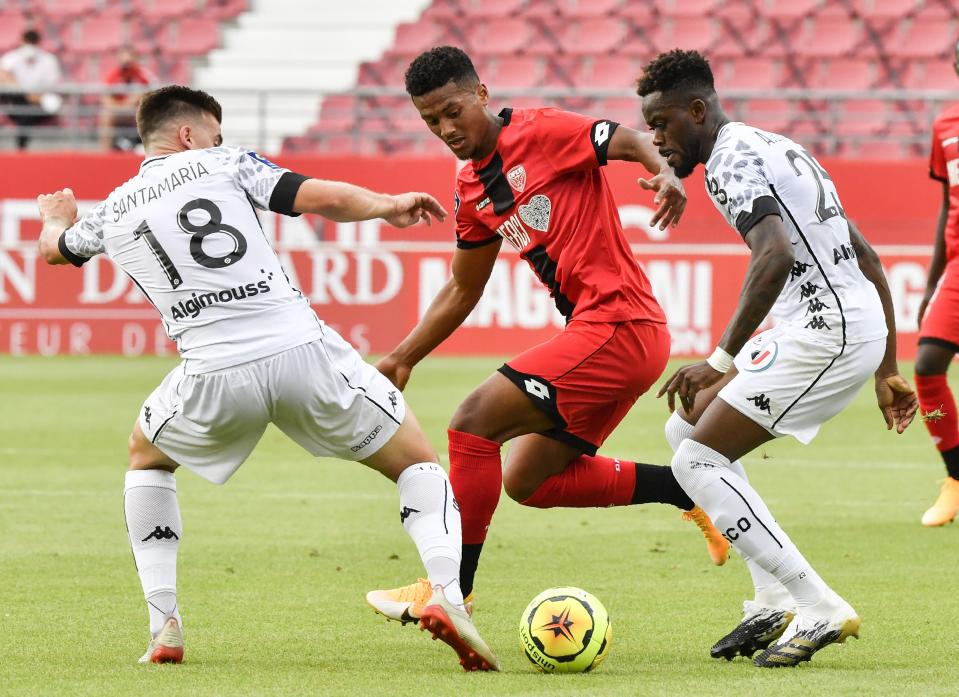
[0,29,62,150]
[98,47,156,151]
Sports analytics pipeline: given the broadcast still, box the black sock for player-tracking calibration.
[631,462,695,510]
[460,543,483,597]
[943,445,959,480]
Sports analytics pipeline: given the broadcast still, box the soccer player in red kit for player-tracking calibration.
[917,41,959,526]
[366,46,728,624]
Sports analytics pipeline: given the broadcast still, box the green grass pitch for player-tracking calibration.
[2,355,958,696]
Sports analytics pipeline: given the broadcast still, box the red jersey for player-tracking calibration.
[929,103,959,263]
[454,107,666,325]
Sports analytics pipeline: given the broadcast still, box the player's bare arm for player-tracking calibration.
[36,187,78,265]
[658,214,794,413]
[918,181,950,327]
[606,126,686,229]
[848,220,919,433]
[293,179,447,227]
[377,239,502,390]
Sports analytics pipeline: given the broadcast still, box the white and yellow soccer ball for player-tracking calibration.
[519,586,612,673]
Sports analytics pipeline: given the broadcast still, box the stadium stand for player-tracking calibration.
[282,0,959,158]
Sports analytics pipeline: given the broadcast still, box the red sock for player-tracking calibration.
[916,374,959,452]
[521,455,636,508]
[448,429,502,545]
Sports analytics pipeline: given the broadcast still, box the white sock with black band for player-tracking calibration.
[397,463,465,608]
[124,469,182,636]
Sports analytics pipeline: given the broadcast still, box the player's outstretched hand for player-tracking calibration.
[37,187,78,226]
[384,192,448,229]
[657,360,724,414]
[376,354,413,391]
[875,373,919,434]
[638,171,686,230]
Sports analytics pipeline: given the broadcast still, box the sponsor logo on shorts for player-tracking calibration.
[388,390,398,412]
[524,378,550,400]
[350,424,383,452]
[143,405,152,428]
[743,341,779,373]
[747,393,772,414]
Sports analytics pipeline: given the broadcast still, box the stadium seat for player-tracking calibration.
[835,99,889,136]
[891,19,958,58]
[37,0,102,18]
[572,55,638,89]
[357,58,407,87]
[318,94,360,132]
[848,0,921,20]
[0,13,27,53]
[555,0,625,19]
[759,0,823,21]
[719,57,783,90]
[650,17,721,54]
[467,18,533,56]
[742,98,793,133]
[460,0,524,19]
[63,15,126,54]
[906,60,959,90]
[555,18,628,56]
[808,57,877,90]
[158,19,222,56]
[654,0,721,17]
[597,97,643,127]
[134,0,202,22]
[793,17,865,57]
[491,55,545,88]
[391,20,447,56]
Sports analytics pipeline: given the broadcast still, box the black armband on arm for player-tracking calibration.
[269,171,309,216]
[58,232,89,267]
[735,196,782,237]
[590,120,619,166]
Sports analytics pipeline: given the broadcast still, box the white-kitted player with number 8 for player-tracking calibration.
[35,85,499,672]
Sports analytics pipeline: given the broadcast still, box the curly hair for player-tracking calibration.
[405,46,480,97]
[637,49,715,98]
[137,85,222,143]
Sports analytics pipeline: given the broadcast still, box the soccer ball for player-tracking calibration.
[518,586,612,673]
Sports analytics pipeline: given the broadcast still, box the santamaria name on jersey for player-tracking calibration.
[112,161,212,222]
[170,280,271,320]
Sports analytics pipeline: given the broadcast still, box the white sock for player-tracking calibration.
[125,469,182,636]
[397,463,465,608]
[665,413,791,607]
[671,439,830,609]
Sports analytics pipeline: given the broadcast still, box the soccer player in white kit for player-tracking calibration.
[35,85,499,671]
[638,51,919,667]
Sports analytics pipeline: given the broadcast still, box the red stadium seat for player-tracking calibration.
[357,58,407,87]
[63,15,126,54]
[906,60,959,90]
[793,17,864,57]
[134,0,201,22]
[460,0,524,19]
[654,0,721,17]
[650,17,721,53]
[719,57,783,90]
[467,18,532,56]
[597,97,643,127]
[318,94,360,131]
[572,55,638,89]
[809,57,877,90]
[37,0,102,18]
[848,0,921,20]
[835,99,889,136]
[204,0,248,20]
[491,55,545,88]
[556,18,628,56]
[759,0,823,21]
[157,19,222,56]
[391,21,447,56]
[556,0,625,18]
[742,99,793,133]
[0,13,27,53]
[890,19,958,58]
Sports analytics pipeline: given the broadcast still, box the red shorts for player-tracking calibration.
[920,261,959,351]
[499,319,670,454]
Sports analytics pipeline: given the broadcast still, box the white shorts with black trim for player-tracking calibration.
[138,328,406,484]
[718,326,885,444]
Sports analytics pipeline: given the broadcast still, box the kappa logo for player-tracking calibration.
[747,393,772,414]
[518,194,551,232]
[744,340,779,373]
[388,390,398,412]
[399,506,420,523]
[143,406,152,428]
[506,164,527,193]
[142,526,179,542]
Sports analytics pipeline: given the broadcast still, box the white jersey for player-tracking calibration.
[61,146,323,373]
[704,122,886,346]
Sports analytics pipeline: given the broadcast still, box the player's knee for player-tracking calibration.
[670,439,704,494]
[449,393,496,440]
[915,351,951,377]
[502,467,537,503]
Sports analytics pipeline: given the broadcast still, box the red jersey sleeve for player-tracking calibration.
[453,188,500,249]
[930,120,948,182]
[533,108,620,174]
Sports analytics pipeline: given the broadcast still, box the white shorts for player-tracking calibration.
[718,327,885,444]
[138,329,406,484]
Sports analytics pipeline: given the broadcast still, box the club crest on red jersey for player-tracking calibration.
[518,194,551,232]
[507,164,527,193]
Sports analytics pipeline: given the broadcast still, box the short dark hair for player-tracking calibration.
[405,46,480,97]
[22,29,40,45]
[136,85,222,143]
[637,49,715,98]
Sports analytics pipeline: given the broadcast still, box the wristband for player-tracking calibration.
[706,346,734,373]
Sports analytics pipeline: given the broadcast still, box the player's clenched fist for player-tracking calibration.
[384,192,448,228]
[37,187,78,225]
